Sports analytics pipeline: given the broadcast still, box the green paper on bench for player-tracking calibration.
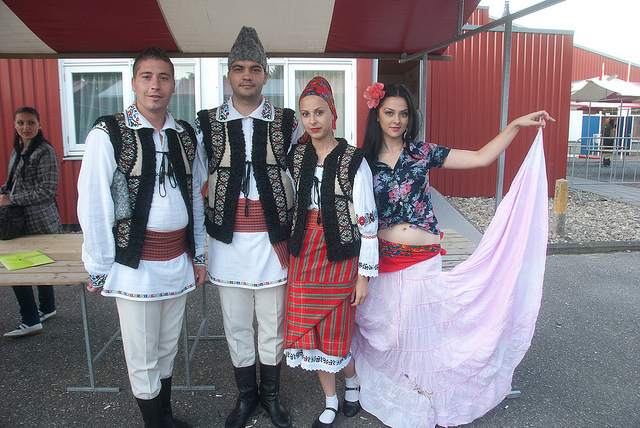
[0,251,55,271]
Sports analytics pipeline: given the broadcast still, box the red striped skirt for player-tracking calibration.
[284,211,358,358]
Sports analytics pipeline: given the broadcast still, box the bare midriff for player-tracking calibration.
[377,222,441,246]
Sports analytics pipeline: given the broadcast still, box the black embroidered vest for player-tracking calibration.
[95,113,197,269]
[288,139,364,262]
[196,107,295,244]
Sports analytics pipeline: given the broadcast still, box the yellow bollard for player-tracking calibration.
[552,179,568,237]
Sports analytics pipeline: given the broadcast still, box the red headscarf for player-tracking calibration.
[299,76,338,135]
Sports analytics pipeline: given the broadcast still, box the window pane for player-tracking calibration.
[168,64,196,121]
[73,72,123,145]
[222,65,285,108]
[295,71,346,139]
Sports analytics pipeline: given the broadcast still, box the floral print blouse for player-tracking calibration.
[372,140,451,235]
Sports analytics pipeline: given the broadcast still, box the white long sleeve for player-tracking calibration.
[77,126,117,275]
[353,161,379,277]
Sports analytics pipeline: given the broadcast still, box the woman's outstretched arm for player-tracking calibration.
[443,110,555,170]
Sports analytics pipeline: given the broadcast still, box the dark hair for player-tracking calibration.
[133,46,174,78]
[362,84,421,167]
[14,106,40,122]
[13,106,48,155]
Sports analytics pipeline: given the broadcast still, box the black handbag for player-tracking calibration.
[0,204,25,240]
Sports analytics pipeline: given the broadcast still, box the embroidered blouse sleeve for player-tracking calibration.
[354,160,379,277]
[77,126,117,276]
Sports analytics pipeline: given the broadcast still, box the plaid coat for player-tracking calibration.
[1,140,63,234]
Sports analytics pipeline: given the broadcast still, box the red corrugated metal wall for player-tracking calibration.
[572,46,640,82]
[426,27,572,197]
[1,6,579,222]
[0,58,80,225]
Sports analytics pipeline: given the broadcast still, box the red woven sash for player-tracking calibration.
[304,210,322,230]
[235,198,289,269]
[140,227,188,261]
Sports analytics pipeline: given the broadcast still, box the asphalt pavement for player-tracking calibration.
[1,249,639,427]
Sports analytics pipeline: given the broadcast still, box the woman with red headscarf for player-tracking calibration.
[283,76,378,428]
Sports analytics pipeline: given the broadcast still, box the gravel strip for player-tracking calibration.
[444,189,640,244]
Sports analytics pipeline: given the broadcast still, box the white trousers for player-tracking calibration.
[115,295,187,399]
[218,285,286,368]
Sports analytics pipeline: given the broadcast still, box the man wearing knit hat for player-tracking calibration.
[195,26,301,428]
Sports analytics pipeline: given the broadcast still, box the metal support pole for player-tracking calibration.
[420,53,428,143]
[372,59,379,84]
[457,0,465,35]
[67,287,120,392]
[495,7,513,210]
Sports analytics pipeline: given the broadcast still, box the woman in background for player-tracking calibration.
[1,106,63,338]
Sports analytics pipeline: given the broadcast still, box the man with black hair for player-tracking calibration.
[195,26,301,428]
[78,46,207,428]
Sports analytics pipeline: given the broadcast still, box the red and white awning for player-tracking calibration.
[0,0,480,58]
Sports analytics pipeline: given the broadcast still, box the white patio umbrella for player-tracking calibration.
[571,75,640,102]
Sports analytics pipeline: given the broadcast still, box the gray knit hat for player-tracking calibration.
[228,26,268,71]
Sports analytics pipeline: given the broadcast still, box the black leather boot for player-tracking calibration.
[225,364,260,428]
[259,363,292,428]
[135,395,165,428]
[160,377,192,428]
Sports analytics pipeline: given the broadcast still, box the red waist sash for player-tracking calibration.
[304,210,322,230]
[378,237,446,273]
[140,227,188,261]
[235,198,289,269]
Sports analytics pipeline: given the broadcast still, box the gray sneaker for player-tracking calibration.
[4,323,43,338]
[39,310,57,322]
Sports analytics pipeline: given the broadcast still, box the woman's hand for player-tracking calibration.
[350,274,370,306]
[0,194,10,207]
[513,110,555,129]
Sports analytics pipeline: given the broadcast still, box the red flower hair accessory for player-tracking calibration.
[363,82,385,109]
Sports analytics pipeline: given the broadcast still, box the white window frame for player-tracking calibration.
[59,59,133,159]
[59,57,356,158]
[168,58,201,120]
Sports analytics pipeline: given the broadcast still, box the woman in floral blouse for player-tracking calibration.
[351,83,553,427]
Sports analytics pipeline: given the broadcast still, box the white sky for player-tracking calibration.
[478,0,640,66]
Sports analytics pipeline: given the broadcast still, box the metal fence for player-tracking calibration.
[567,136,640,183]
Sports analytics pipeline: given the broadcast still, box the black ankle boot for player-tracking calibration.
[160,377,192,428]
[225,364,260,428]
[136,395,165,428]
[259,363,291,428]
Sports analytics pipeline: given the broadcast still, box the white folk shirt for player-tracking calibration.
[194,97,302,289]
[78,104,207,301]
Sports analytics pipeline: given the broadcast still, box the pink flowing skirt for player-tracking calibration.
[352,129,548,427]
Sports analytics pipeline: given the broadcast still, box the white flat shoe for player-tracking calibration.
[39,310,57,322]
[4,323,43,338]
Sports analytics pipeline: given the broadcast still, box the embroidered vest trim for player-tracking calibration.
[197,107,295,244]
[96,114,197,269]
[288,139,364,262]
